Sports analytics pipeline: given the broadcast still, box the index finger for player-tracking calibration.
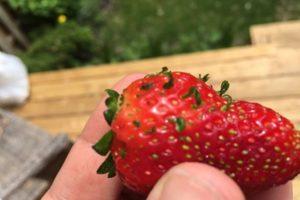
[43,74,145,200]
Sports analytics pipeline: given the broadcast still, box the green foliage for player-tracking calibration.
[97,0,280,63]
[21,22,97,72]
[8,0,78,17]
[8,0,300,72]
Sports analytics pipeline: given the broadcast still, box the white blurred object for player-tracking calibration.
[0,52,29,106]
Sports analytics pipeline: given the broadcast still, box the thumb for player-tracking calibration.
[147,162,245,200]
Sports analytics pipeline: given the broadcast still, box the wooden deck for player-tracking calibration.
[9,20,300,199]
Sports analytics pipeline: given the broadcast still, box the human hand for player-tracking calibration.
[42,74,293,200]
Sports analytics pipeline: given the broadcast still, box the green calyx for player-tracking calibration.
[199,74,210,82]
[95,89,120,178]
[104,89,120,125]
[97,153,116,178]
[182,86,202,106]
[175,117,186,132]
[92,89,118,178]
[160,67,174,89]
[218,80,233,112]
[221,94,233,112]
[218,80,230,96]
[93,130,116,178]
[93,130,114,156]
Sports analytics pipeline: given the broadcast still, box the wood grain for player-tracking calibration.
[251,20,300,48]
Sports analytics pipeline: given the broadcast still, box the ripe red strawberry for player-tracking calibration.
[209,100,300,193]
[93,68,300,195]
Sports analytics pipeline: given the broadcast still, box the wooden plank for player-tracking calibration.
[0,4,29,48]
[29,45,275,84]
[5,178,48,200]
[250,20,300,47]
[12,95,100,118]
[29,75,120,102]
[27,63,300,102]
[28,45,300,91]
[228,75,300,100]
[0,109,69,198]
[29,114,90,140]
[26,47,300,102]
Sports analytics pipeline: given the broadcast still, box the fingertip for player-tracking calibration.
[147,162,245,200]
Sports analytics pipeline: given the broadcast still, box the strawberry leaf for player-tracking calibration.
[93,130,114,156]
[104,89,120,125]
[97,153,116,178]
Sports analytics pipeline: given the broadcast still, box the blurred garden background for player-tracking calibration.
[3,0,300,73]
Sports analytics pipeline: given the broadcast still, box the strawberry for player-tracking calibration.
[93,68,300,195]
[208,100,300,193]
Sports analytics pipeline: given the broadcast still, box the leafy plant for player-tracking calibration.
[97,0,280,63]
[20,21,97,72]
[8,0,78,17]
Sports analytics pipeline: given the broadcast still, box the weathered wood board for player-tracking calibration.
[251,20,300,48]
[0,109,69,199]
